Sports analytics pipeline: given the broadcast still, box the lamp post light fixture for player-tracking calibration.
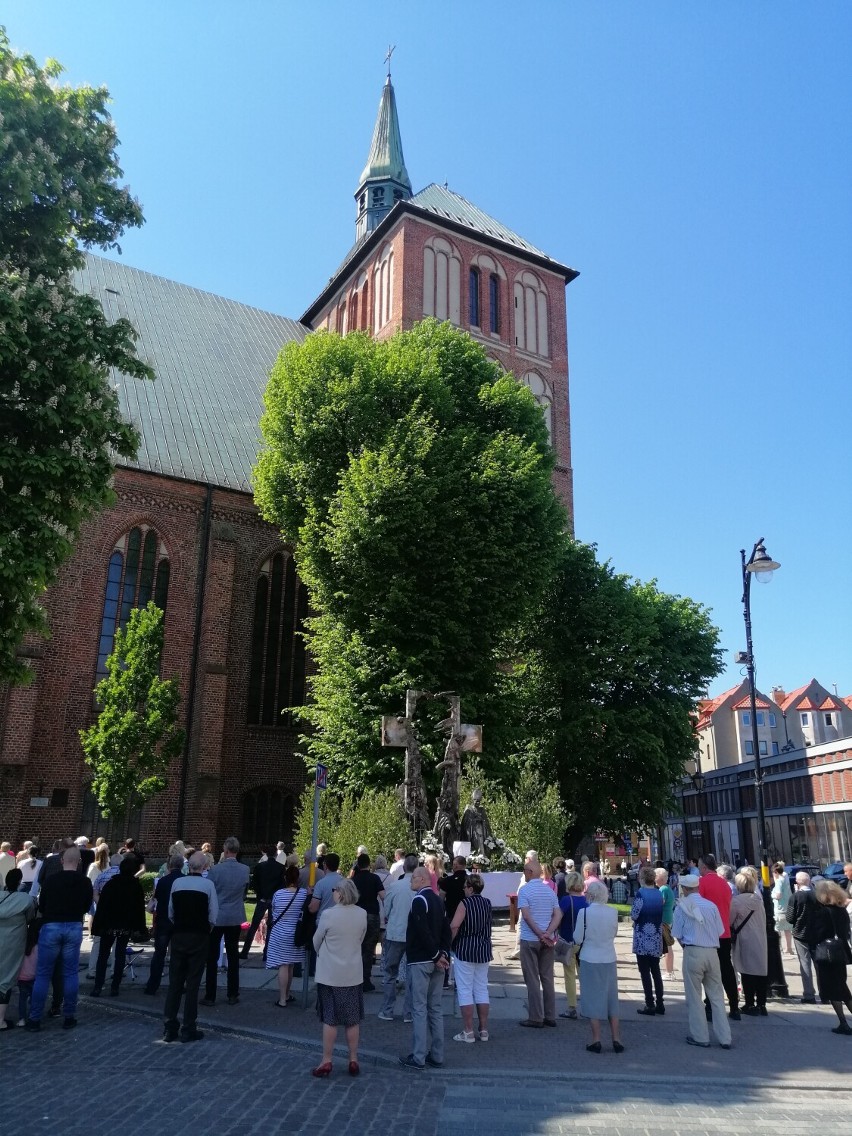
[741,537,788,998]
[690,769,706,856]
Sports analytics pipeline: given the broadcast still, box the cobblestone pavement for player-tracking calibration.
[8,1005,852,1136]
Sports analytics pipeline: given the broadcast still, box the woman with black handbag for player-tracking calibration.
[730,869,768,1015]
[812,880,852,1035]
[265,864,308,1008]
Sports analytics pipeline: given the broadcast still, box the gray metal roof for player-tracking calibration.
[410,184,552,261]
[75,255,308,492]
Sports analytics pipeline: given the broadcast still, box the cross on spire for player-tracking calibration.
[384,43,395,77]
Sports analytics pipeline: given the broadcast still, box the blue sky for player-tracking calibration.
[6,3,851,699]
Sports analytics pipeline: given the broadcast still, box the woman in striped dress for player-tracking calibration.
[450,874,493,1043]
[266,864,307,1007]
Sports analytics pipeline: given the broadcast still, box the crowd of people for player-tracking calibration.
[3,835,852,1068]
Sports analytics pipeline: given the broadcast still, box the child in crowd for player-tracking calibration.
[17,918,40,1027]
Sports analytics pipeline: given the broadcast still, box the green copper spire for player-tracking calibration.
[355,72,412,241]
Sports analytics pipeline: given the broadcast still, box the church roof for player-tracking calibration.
[76,255,308,493]
[410,184,552,260]
[358,76,411,193]
[303,185,578,325]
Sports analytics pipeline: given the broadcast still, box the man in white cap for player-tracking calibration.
[671,873,731,1050]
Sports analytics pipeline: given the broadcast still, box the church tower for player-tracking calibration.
[305,73,578,520]
[354,73,412,242]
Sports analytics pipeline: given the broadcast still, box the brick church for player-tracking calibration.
[0,74,578,855]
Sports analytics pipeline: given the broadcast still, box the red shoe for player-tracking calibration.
[348,1060,360,1076]
[311,1062,333,1078]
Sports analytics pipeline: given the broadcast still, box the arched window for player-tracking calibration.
[522,371,553,441]
[513,271,549,356]
[247,553,307,726]
[489,274,500,334]
[96,526,170,679]
[422,236,461,324]
[373,244,394,332]
[241,785,294,847]
[469,267,481,327]
[338,299,348,336]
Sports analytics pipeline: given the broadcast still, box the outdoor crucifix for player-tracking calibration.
[381,689,482,855]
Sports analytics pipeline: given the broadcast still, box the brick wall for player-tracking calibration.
[0,468,309,857]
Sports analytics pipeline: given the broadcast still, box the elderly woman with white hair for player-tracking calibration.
[574,880,623,1053]
[311,877,367,1077]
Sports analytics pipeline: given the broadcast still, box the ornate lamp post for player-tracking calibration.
[741,537,788,997]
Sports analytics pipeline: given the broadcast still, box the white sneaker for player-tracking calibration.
[377,1011,394,1021]
[478,1029,489,1042]
[403,1015,413,1024]
[506,951,520,960]
[453,1030,475,1044]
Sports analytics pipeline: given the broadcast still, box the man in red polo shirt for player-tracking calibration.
[698,854,740,1020]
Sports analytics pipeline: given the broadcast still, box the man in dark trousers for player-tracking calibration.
[163,851,218,1042]
[438,856,468,987]
[352,852,386,991]
[786,870,820,1004]
[240,848,284,959]
[399,865,451,1069]
[145,853,186,994]
[203,836,249,1006]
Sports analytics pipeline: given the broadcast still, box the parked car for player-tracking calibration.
[821,861,850,886]
[784,863,821,880]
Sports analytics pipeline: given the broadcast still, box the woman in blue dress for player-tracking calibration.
[631,865,665,1015]
[265,864,307,1007]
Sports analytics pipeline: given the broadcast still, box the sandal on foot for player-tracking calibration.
[586,1042,602,1053]
[613,1041,625,1053]
[312,1061,333,1078]
[348,1060,360,1076]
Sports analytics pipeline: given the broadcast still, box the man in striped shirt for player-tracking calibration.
[518,858,562,1027]
[671,874,731,1049]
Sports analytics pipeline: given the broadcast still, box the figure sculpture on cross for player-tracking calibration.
[432,717,463,856]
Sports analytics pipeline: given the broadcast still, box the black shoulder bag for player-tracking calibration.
[730,909,754,948]
[267,888,301,934]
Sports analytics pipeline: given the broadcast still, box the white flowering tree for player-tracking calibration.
[0,28,152,683]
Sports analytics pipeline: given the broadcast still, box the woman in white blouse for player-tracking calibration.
[574,880,623,1053]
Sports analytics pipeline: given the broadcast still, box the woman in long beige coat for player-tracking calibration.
[0,869,37,1031]
[730,869,768,1015]
[311,878,367,1077]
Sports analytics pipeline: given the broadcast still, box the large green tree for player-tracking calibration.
[510,539,724,847]
[79,602,183,823]
[254,320,566,790]
[0,28,151,684]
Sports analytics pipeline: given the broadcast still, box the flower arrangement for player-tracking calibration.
[469,836,522,872]
[420,831,451,866]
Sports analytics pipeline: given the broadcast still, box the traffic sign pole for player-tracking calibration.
[302,764,327,1008]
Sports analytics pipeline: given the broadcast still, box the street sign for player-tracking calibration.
[315,764,328,790]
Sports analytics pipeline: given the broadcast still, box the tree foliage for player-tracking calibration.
[510,540,724,846]
[0,27,151,683]
[254,320,566,790]
[79,603,184,821]
[293,785,414,867]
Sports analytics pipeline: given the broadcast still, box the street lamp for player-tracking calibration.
[741,537,788,997]
[691,769,706,856]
